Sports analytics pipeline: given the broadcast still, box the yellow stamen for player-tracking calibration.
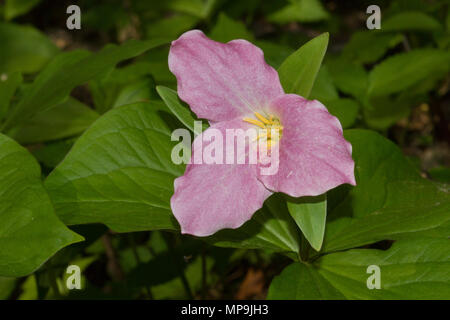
[243,117,266,129]
[243,112,283,151]
[254,112,272,124]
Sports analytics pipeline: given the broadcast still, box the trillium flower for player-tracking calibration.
[169,30,356,237]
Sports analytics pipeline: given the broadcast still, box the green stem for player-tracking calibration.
[129,234,154,299]
[201,244,207,299]
[163,233,194,299]
[299,231,311,262]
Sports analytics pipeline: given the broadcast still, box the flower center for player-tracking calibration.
[243,112,283,149]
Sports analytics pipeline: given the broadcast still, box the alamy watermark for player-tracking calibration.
[171,121,281,176]
[66,264,82,290]
[366,5,381,29]
[366,265,381,289]
[66,5,81,30]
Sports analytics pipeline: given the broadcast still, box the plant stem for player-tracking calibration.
[102,232,125,281]
[129,233,154,299]
[163,233,194,299]
[299,232,311,262]
[201,243,207,299]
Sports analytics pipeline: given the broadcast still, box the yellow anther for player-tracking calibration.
[243,117,266,129]
[254,112,272,124]
[243,112,283,150]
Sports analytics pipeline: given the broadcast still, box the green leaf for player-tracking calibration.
[45,102,182,232]
[323,129,450,252]
[88,62,155,113]
[207,194,301,255]
[278,33,329,98]
[0,133,83,277]
[157,86,207,133]
[325,98,360,129]
[33,140,74,169]
[0,276,17,299]
[2,38,169,131]
[112,78,155,109]
[256,41,295,69]
[309,66,339,102]
[267,261,344,300]
[0,71,22,121]
[368,49,450,97]
[341,31,403,64]
[383,11,442,32]
[362,94,418,130]
[326,58,368,101]
[209,13,254,43]
[168,0,217,20]
[9,97,100,144]
[4,0,41,20]
[268,239,450,299]
[208,13,294,69]
[145,14,199,39]
[429,166,450,183]
[144,47,177,86]
[287,194,327,251]
[0,23,58,74]
[269,0,329,24]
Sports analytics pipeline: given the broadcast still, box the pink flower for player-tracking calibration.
[169,30,356,237]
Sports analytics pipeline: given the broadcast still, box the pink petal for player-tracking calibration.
[171,118,272,236]
[169,30,284,122]
[258,94,356,197]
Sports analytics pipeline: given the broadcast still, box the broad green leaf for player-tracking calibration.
[17,275,37,300]
[309,66,339,102]
[82,4,127,32]
[0,133,83,277]
[10,97,99,144]
[157,86,207,133]
[0,23,58,74]
[208,13,294,68]
[368,49,450,97]
[168,0,217,19]
[4,0,41,20]
[145,14,199,39]
[0,276,16,299]
[269,0,329,24]
[447,7,450,33]
[341,31,403,64]
[278,33,329,98]
[144,47,177,86]
[256,41,294,69]
[0,71,22,121]
[387,0,431,13]
[362,94,418,130]
[2,38,169,131]
[207,194,301,255]
[429,166,450,183]
[323,130,450,252]
[383,11,442,32]
[150,255,214,299]
[326,58,368,101]
[268,239,450,299]
[88,62,155,113]
[45,102,182,232]
[125,238,213,299]
[287,194,327,251]
[209,13,254,43]
[32,140,74,169]
[325,98,360,129]
[112,78,154,109]
[267,261,344,300]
